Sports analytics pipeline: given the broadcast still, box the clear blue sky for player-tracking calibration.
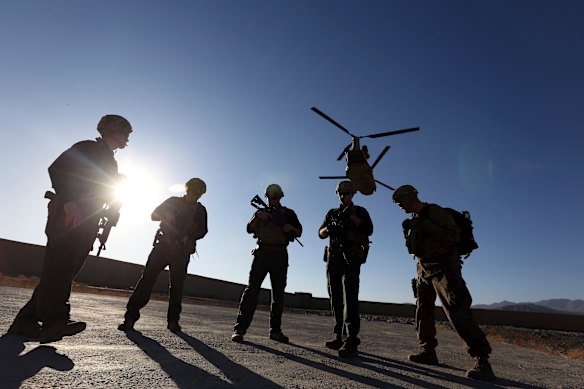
[1,1,583,305]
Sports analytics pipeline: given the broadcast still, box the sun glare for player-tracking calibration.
[114,167,165,223]
[168,183,187,193]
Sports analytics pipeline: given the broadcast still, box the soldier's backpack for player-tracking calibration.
[444,208,479,258]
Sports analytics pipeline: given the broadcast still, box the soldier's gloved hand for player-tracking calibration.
[402,218,412,238]
[349,209,361,225]
[255,210,271,221]
[327,223,340,238]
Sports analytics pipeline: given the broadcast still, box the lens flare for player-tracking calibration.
[113,165,164,223]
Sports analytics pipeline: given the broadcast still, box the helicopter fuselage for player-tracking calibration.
[345,149,376,195]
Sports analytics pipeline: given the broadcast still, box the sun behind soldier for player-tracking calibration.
[231,184,302,343]
[118,178,208,332]
[392,184,496,381]
[318,180,373,358]
[7,115,132,343]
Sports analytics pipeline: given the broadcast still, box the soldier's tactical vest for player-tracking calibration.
[256,208,288,245]
[157,200,205,254]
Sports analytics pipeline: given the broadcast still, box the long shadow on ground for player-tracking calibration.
[358,350,546,389]
[175,330,282,388]
[126,330,281,388]
[0,334,74,389]
[248,340,406,388]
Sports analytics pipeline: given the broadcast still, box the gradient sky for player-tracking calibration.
[1,1,583,305]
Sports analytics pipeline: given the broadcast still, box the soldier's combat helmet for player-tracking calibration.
[265,184,284,199]
[336,180,356,195]
[185,178,206,195]
[97,115,132,135]
[392,184,418,203]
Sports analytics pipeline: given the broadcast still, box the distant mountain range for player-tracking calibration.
[473,299,584,315]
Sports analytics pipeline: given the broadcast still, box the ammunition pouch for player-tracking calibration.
[256,225,288,246]
[325,243,343,262]
[347,234,370,264]
[154,229,196,255]
[345,242,369,265]
[354,241,370,264]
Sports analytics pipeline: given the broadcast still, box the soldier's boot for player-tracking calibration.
[167,321,182,332]
[7,319,41,340]
[408,349,439,365]
[269,330,289,344]
[325,335,344,350]
[117,318,137,332]
[118,312,139,332]
[337,338,359,358]
[466,356,496,381]
[40,320,86,344]
[231,330,245,343]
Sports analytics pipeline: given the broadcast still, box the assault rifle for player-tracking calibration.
[250,195,303,247]
[96,201,122,256]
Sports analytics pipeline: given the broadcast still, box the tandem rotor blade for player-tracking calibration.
[319,176,348,180]
[362,127,420,139]
[370,146,390,170]
[375,179,395,191]
[311,106,355,137]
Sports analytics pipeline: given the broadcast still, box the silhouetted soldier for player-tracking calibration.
[118,178,208,332]
[231,184,302,343]
[392,184,495,381]
[318,180,373,357]
[7,115,132,343]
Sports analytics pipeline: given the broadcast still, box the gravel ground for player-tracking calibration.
[1,285,584,388]
[353,313,584,362]
[3,274,583,362]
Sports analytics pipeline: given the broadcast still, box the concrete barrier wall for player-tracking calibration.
[1,238,582,332]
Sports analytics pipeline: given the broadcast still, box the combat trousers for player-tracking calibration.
[326,255,361,343]
[234,246,288,334]
[13,199,99,327]
[125,240,190,324]
[416,260,492,357]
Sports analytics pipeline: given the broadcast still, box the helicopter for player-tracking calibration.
[311,106,420,195]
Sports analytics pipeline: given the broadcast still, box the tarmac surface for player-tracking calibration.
[0,285,582,389]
